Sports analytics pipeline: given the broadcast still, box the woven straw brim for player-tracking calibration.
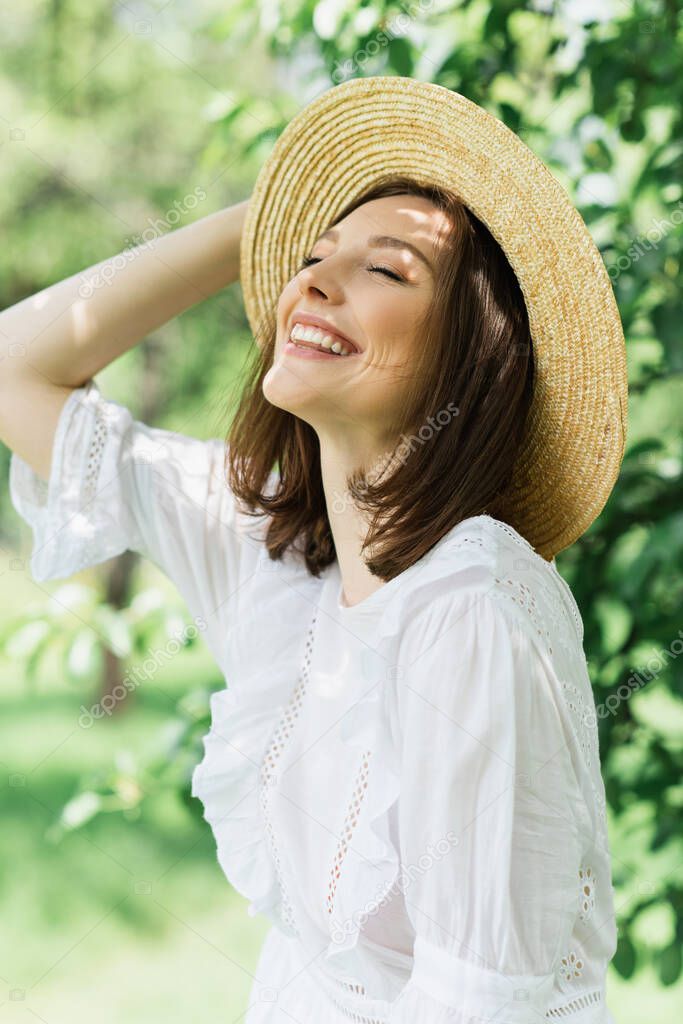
[240,75,628,561]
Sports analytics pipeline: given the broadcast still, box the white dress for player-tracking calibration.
[9,379,619,1024]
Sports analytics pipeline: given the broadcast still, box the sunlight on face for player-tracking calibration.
[263,194,452,449]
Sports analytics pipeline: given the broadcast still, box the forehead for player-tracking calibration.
[333,193,452,251]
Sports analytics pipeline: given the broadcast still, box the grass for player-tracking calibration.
[0,557,268,1022]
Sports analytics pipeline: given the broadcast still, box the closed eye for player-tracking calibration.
[298,256,404,282]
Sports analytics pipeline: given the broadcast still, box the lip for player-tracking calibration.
[284,340,357,361]
[288,310,361,353]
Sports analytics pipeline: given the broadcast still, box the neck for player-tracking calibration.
[317,430,391,606]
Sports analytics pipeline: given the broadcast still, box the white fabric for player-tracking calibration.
[9,379,619,1024]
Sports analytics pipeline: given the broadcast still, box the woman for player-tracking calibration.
[1,77,626,1022]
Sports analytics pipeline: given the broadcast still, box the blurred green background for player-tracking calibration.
[1,1,682,1021]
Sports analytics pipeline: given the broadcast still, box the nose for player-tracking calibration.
[296,264,329,299]
[297,259,343,301]
[298,272,326,300]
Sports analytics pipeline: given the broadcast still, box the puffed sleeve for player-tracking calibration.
[388,587,588,1023]
[9,377,255,667]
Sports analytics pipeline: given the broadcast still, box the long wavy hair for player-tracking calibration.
[224,174,534,582]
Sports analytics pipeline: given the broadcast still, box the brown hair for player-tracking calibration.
[224,174,534,582]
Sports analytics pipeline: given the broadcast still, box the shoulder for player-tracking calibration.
[390,518,569,734]
[385,514,583,660]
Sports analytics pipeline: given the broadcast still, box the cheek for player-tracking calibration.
[277,279,299,317]
[364,299,420,357]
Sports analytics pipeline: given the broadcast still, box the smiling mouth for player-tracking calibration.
[287,320,360,355]
[290,339,344,355]
[284,325,361,359]
[284,338,359,360]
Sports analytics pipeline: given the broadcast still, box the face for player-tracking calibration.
[263,194,452,457]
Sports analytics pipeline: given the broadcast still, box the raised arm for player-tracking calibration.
[0,197,249,480]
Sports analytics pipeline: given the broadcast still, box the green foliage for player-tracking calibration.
[0,582,199,689]
[49,686,213,842]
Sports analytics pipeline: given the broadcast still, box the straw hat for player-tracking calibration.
[239,75,628,562]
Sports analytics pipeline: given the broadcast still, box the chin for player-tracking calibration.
[262,364,315,415]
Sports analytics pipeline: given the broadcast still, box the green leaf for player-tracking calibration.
[498,101,521,134]
[5,620,51,660]
[65,629,100,683]
[657,941,682,986]
[387,38,413,77]
[612,934,637,978]
[24,632,55,687]
[593,596,633,656]
[60,791,102,831]
[93,606,133,658]
[621,110,646,143]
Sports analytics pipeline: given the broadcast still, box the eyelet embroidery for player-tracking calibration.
[339,981,367,995]
[549,571,584,647]
[558,951,584,981]
[578,865,596,922]
[327,751,372,918]
[258,608,318,937]
[546,990,603,1018]
[491,575,555,657]
[82,397,109,507]
[560,678,608,833]
[443,521,580,662]
[487,518,582,651]
[330,1004,382,1024]
[309,960,377,1017]
[83,391,136,575]
[443,534,486,554]
[560,681,600,773]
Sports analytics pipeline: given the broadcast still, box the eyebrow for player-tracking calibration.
[314,227,434,275]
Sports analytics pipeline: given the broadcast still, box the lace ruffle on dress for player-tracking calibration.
[9,379,618,1024]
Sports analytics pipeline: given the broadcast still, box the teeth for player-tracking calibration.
[290,321,353,356]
